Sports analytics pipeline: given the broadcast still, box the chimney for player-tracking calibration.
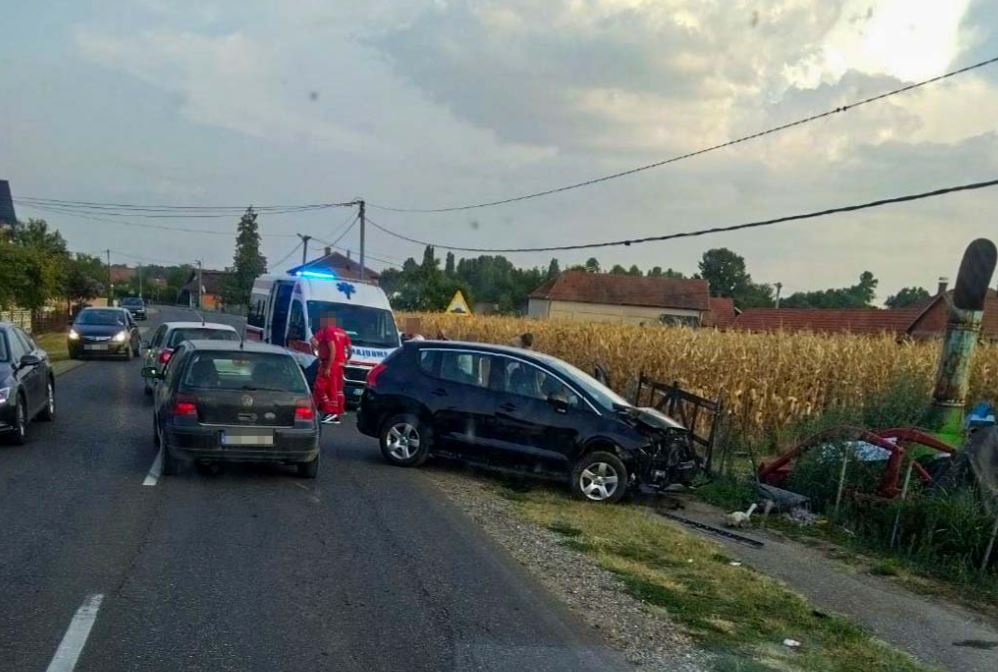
[937,276,949,295]
[324,246,331,257]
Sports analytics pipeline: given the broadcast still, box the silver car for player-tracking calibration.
[142,321,240,394]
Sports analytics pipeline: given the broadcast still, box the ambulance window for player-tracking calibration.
[288,301,307,341]
[248,292,267,329]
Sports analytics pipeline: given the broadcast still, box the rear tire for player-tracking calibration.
[297,454,320,479]
[161,445,179,476]
[571,451,628,503]
[379,414,430,467]
[38,379,55,421]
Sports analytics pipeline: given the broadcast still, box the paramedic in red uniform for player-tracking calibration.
[311,316,352,424]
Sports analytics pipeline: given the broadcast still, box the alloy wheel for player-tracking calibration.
[16,399,26,440]
[386,423,420,461]
[46,382,55,416]
[579,462,619,501]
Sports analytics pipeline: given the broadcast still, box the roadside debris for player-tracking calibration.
[724,502,757,528]
[782,638,802,649]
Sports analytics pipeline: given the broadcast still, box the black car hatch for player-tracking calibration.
[196,389,300,427]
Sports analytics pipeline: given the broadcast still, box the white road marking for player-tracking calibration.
[143,447,162,486]
[46,593,104,672]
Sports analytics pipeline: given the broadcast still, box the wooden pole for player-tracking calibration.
[833,449,850,518]
[890,457,916,549]
[982,509,998,573]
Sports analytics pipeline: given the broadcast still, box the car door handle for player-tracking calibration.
[498,402,516,412]
[431,388,448,397]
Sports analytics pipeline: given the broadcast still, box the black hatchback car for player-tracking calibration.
[0,322,55,444]
[144,340,320,477]
[121,296,147,320]
[68,307,142,359]
[358,341,700,502]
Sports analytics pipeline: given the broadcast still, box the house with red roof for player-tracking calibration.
[527,271,713,325]
[730,283,998,340]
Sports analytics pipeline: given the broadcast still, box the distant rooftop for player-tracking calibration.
[0,180,17,226]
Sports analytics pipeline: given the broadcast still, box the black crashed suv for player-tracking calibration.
[357,341,700,502]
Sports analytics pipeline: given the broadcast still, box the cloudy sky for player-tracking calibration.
[2,0,997,302]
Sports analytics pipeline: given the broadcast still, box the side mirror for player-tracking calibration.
[141,366,163,380]
[19,353,42,368]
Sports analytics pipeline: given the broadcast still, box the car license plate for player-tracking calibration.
[84,344,108,351]
[351,387,363,396]
[221,433,274,446]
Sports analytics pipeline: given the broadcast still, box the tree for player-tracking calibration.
[781,272,880,309]
[444,251,456,276]
[627,264,642,276]
[14,219,67,255]
[63,254,105,305]
[0,244,61,311]
[698,248,750,298]
[610,264,628,274]
[886,286,931,309]
[584,257,601,273]
[547,258,560,280]
[648,266,663,277]
[697,248,773,307]
[224,207,267,307]
[421,245,437,272]
[663,268,685,278]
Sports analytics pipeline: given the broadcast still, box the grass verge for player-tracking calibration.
[34,331,69,362]
[498,483,931,672]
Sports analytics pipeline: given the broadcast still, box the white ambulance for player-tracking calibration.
[247,271,401,404]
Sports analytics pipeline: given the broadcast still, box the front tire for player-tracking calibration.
[8,396,28,445]
[379,414,430,467]
[571,451,628,503]
[38,379,55,421]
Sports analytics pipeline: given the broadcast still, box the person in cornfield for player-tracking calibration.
[311,315,352,424]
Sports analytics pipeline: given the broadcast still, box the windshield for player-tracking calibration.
[121,298,143,306]
[538,355,630,412]
[168,328,239,348]
[307,301,399,348]
[181,351,307,393]
[76,310,125,326]
[0,332,7,362]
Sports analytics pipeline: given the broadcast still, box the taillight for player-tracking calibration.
[367,363,387,389]
[172,393,198,417]
[295,400,316,421]
[159,348,174,365]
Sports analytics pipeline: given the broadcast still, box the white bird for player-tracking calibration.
[725,503,758,528]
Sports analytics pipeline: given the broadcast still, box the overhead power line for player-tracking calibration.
[16,196,356,212]
[366,55,998,213]
[329,216,359,247]
[366,177,998,253]
[13,198,340,219]
[269,241,304,270]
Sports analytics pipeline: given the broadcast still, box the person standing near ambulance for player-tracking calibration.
[311,315,352,424]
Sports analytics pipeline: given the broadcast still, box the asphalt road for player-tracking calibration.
[0,306,626,672]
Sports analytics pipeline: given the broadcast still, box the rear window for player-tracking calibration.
[76,309,126,325]
[168,328,239,348]
[181,352,307,393]
[122,298,143,306]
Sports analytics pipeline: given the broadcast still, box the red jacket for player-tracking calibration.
[314,326,351,364]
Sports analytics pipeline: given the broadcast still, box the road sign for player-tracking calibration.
[445,290,471,316]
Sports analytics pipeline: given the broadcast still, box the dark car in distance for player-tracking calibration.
[121,296,147,320]
[68,307,142,360]
[0,323,55,444]
[358,341,701,502]
[145,340,320,477]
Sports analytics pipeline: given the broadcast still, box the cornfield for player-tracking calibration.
[403,313,998,445]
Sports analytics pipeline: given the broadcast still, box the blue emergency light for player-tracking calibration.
[297,270,338,280]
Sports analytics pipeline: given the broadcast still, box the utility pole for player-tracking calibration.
[138,264,143,299]
[358,199,366,281]
[196,260,203,309]
[106,249,112,306]
[297,234,312,266]
[774,282,782,309]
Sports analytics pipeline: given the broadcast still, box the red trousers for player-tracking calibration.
[313,363,345,415]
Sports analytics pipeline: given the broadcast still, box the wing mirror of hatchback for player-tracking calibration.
[141,366,164,380]
[19,353,42,368]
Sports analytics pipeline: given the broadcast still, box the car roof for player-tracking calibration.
[182,339,289,355]
[163,321,238,331]
[410,339,561,362]
[80,306,127,313]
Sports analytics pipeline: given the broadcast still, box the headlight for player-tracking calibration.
[68,329,79,340]
[0,387,10,406]
[113,330,128,342]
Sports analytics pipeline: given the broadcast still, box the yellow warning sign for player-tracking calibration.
[445,290,472,316]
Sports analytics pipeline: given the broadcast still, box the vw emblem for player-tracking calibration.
[241,395,254,408]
